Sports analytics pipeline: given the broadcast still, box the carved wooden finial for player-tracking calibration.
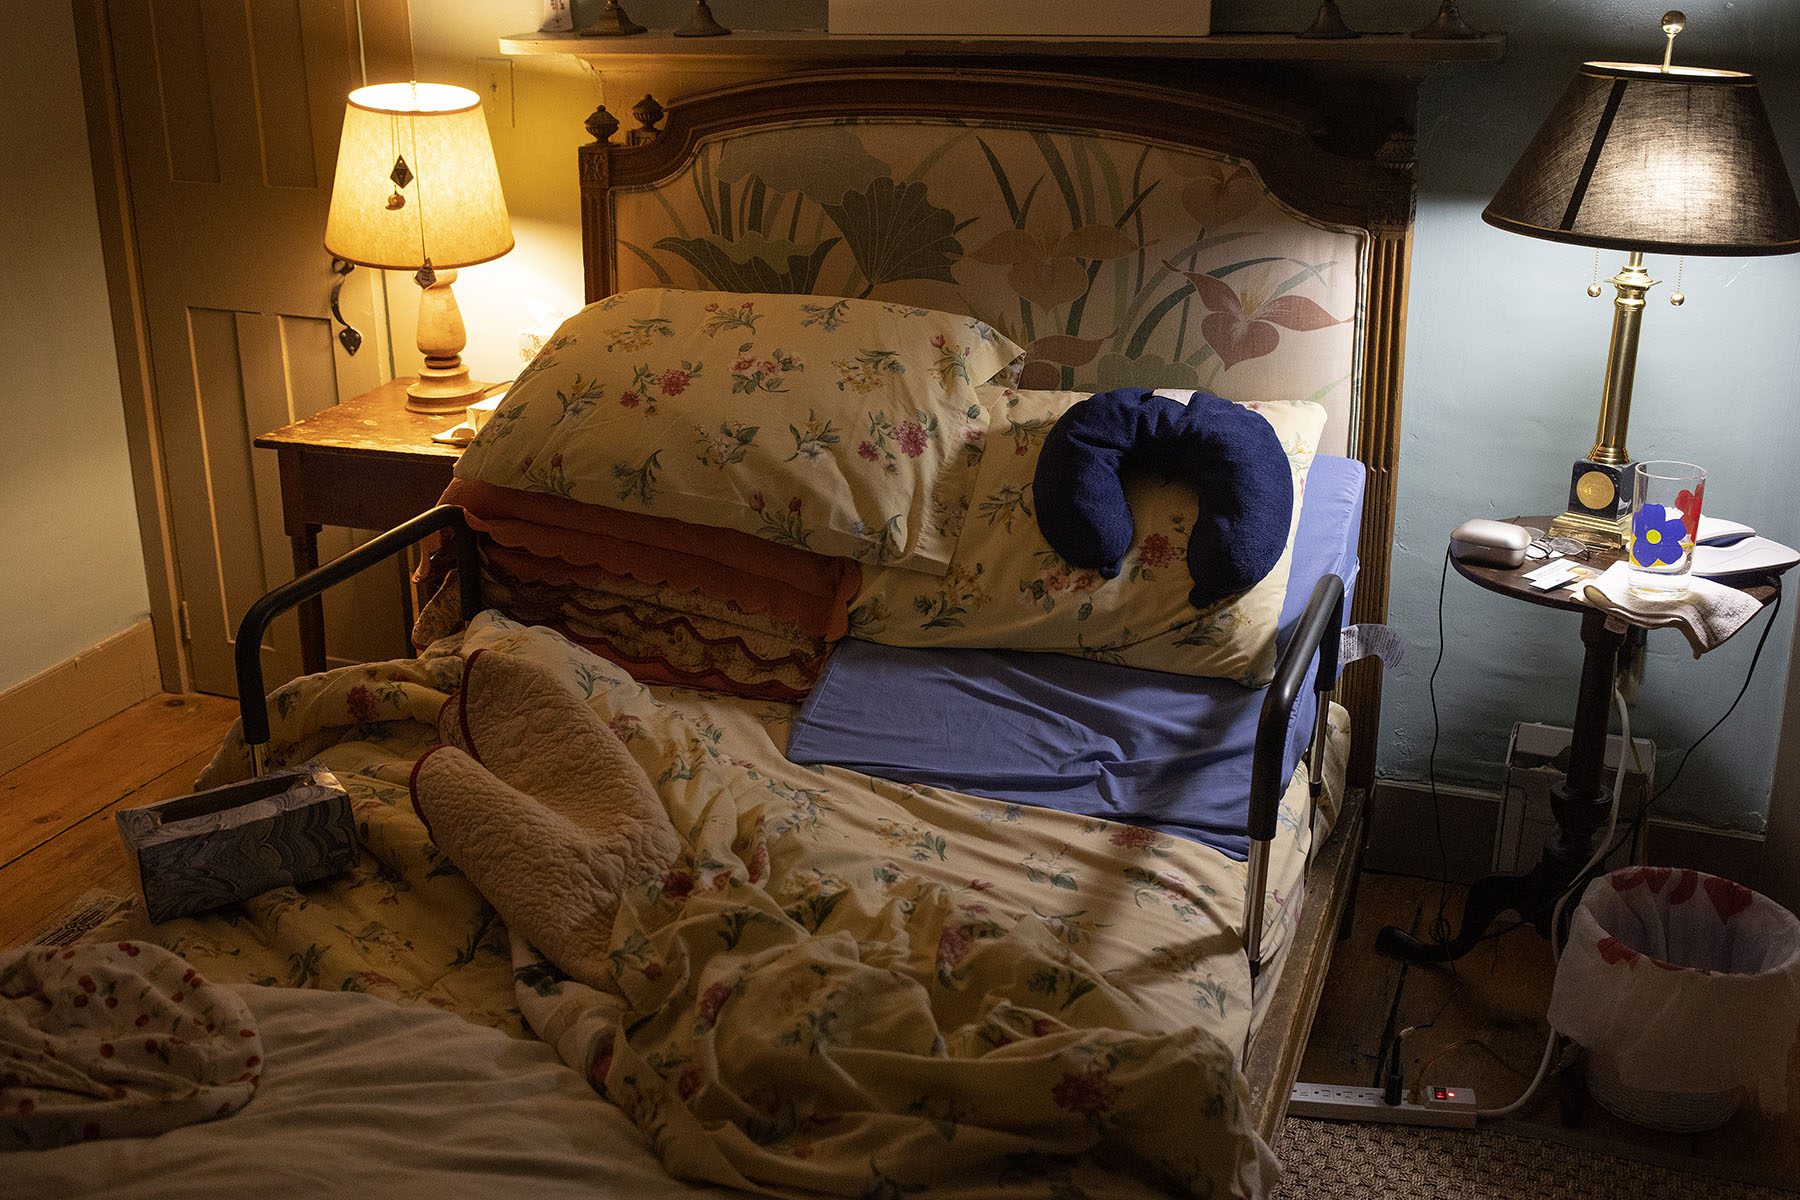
[1375,124,1418,173]
[584,104,620,145]
[1372,124,1419,231]
[629,94,665,145]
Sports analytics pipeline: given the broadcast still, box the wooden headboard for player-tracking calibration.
[573,68,1416,787]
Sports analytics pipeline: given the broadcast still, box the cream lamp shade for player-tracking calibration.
[1483,62,1800,256]
[325,81,513,413]
[325,82,512,269]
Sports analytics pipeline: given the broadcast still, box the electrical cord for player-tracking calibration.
[1474,683,1630,1120]
[1416,1037,1533,1088]
[1425,548,1459,955]
[1598,588,1783,866]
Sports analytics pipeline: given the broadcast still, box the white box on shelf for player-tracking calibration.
[1497,722,1653,875]
[826,0,1211,37]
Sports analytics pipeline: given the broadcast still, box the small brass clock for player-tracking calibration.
[1575,468,1615,510]
[1566,460,1633,521]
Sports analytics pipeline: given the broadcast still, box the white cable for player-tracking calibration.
[1474,683,1630,1121]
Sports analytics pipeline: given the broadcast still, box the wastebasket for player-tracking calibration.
[1546,866,1800,1132]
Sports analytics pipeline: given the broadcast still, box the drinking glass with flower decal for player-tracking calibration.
[1629,461,1705,596]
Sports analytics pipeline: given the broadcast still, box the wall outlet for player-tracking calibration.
[477,58,514,127]
[1287,1081,1478,1128]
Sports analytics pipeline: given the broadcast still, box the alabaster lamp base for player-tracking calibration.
[405,268,491,415]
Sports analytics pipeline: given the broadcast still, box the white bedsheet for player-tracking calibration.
[5,985,734,1200]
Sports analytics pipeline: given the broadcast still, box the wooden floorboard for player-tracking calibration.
[0,694,237,866]
[0,695,235,947]
[1299,870,1800,1187]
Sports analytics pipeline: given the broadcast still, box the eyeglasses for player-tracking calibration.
[1524,531,1590,562]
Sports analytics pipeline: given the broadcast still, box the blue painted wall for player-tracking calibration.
[1336,0,1800,831]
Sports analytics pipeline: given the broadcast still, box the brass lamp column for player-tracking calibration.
[1549,252,1653,544]
[1482,12,1800,548]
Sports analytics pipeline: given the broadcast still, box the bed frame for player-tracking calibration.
[234,66,1414,1145]
[575,67,1411,794]
[571,69,1410,1141]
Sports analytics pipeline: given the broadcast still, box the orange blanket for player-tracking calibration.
[439,479,862,700]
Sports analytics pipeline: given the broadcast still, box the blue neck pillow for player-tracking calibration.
[1033,387,1294,609]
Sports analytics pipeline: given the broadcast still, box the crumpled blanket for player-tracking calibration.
[1,942,261,1150]
[413,649,681,988]
[409,646,1277,1199]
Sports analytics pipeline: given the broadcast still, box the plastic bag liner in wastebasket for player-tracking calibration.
[1548,867,1800,1116]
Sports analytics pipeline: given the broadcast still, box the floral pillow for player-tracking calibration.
[847,387,1328,686]
[455,288,1022,575]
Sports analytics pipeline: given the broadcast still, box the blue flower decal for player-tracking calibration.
[1632,503,1688,568]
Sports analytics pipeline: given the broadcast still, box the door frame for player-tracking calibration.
[70,0,186,691]
[68,0,413,694]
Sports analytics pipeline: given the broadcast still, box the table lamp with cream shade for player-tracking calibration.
[326,81,513,415]
[1482,12,1800,549]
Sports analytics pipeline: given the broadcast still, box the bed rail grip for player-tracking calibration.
[234,505,480,772]
[1244,572,1345,979]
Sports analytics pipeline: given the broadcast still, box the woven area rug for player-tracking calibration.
[1274,1118,1795,1199]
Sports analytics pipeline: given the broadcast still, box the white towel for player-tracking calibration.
[1581,561,1762,656]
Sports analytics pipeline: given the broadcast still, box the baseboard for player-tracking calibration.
[1368,778,1765,890]
[0,620,160,776]
[1364,780,1500,882]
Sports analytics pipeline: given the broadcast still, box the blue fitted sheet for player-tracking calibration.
[786,454,1366,859]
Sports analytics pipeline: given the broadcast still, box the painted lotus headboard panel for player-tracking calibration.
[577,69,1417,788]
[603,118,1366,457]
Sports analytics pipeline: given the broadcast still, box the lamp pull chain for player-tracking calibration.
[407,109,435,289]
[385,113,411,210]
[1670,256,1686,306]
[1586,250,1603,298]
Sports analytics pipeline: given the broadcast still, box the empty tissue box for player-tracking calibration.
[115,764,357,923]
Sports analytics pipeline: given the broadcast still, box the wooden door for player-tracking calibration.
[106,0,411,694]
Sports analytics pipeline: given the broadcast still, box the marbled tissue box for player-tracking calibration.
[115,764,357,923]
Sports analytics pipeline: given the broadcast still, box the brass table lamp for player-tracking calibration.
[325,82,514,415]
[1482,13,1800,547]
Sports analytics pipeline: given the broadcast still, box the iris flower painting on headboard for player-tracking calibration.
[610,117,1365,414]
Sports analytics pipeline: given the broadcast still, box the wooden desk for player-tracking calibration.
[254,379,461,674]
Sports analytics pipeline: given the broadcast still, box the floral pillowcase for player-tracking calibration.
[455,288,1022,575]
[848,387,1329,687]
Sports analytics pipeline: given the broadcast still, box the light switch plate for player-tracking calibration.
[477,58,514,127]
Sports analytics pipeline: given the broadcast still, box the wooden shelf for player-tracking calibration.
[499,28,1505,65]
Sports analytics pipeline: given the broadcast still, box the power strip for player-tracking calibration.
[1287,1081,1478,1128]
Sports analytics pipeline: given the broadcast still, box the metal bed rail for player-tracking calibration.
[229,502,1341,984]
[234,504,480,774]
[1244,573,1346,981]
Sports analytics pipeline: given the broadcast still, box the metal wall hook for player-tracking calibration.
[329,257,363,356]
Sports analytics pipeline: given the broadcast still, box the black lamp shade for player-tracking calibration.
[1483,61,1800,256]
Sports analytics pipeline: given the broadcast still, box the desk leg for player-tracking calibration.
[292,524,327,675]
[1378,611,1625,963]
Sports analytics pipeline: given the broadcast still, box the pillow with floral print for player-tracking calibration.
[456,289,1022,575]
[847,387,1328,686]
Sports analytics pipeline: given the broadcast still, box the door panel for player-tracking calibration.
[109,0,410,695]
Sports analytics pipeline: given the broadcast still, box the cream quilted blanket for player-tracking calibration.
[411,645,1275,1198]
[130,612,1346,1199]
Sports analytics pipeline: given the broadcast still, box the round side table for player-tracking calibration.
[1377,518,1780,963]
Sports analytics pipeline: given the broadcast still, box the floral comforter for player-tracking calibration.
[108,613,1345,1199]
